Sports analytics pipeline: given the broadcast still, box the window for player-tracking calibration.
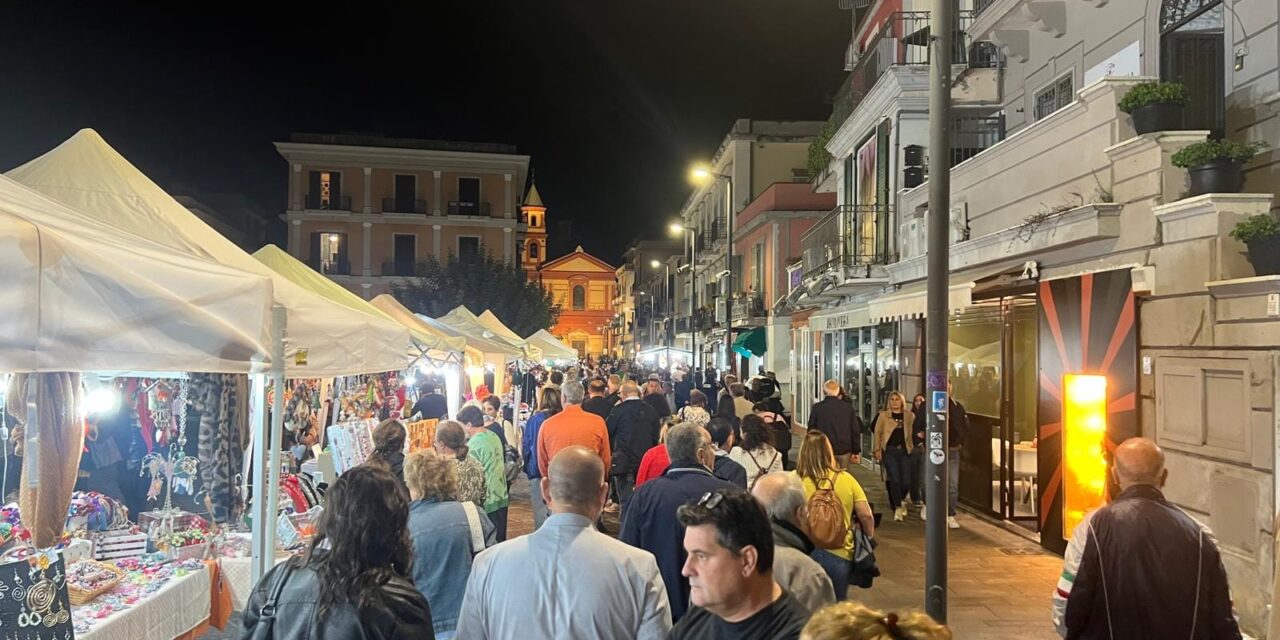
[529,243,540,259]
[572,285,586,310]
[393,175,417,213]
[751,243,764,293]
[458,177,481,204]
[458,236,481,259]
[309,231,348,275]
[308,171,343,210]
[1033,74,1075,121]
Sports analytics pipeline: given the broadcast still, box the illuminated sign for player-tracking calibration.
[1062,374,1107,539]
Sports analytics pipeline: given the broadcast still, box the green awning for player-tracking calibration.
[732,327,767,358]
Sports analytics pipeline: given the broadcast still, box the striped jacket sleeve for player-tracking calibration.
[1052,509,1095,637]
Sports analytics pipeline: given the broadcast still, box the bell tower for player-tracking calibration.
[521,182,548,279]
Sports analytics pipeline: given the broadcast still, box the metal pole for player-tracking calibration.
[690,228,698,370]
[724,176,734,377]
[252,304,287,584]
[924,0,954,623]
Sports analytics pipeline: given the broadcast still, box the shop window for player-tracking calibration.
[1033,73,1075,121]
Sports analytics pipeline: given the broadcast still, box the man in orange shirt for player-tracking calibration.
[537,380,612,477]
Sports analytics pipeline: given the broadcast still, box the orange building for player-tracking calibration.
[539,247,616,358]
[519,183,548,279]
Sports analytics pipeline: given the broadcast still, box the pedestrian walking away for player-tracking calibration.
[456,446,672,640]
[521,387,563,530]
[807,380,862,470]
[795,430,877,599]
[1051,437,1241,640]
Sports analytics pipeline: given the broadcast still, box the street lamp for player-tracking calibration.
[691,163,735,375]
[669,220,698,370]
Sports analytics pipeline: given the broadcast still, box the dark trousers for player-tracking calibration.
[882,446,912,510]
[613,472,636,521]
[908,448,923,503]
[489,506,509,542]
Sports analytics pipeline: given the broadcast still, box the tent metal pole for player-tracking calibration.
[252,304,287,585]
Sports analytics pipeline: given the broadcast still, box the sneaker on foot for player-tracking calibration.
[948,516,960,529]
[920,507,926,521]
[894,506,905,521]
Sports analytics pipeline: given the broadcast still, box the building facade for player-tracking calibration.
[539,247,617,358]
[275,133,531,299]
[520,184,549,279]
[675,119,825,376]
[782,0,1279,633]
[174,193,271,252]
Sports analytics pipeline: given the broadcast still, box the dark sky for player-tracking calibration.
[1,2,849,264]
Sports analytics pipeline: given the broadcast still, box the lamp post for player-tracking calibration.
[669,221,698,369]
[691,165,734,375]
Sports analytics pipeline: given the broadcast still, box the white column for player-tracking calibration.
[362,222,373,276]
[504,227,513,263]
[433,224,443,256]
[504,173,513,219]
[290,219,302,255]
[433,171,442,216]
[361,283,373,300]
[362,167,372,214]
[291,164,302,210]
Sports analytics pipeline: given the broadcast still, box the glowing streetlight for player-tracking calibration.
[690,166,713,182]
[650,259,661,269]
[669,222,685,235]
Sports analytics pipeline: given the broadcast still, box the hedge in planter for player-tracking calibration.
[1229,214,1280,277]
[1171,139,1265,196]
[1118,82,1188,135]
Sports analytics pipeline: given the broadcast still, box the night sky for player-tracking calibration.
[1,2,848,264]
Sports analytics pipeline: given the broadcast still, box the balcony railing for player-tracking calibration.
[731,293,766,321]
[833,11,1001,123]
[448,201,492,216]
[974,0,997,15]
[307,257,351,276]
[381,260,420,277]
[382,198,427,214]
[951,113,1006,167]
[801,204,893,279]
[304,194,352,211]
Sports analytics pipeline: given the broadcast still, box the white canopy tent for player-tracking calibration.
[0,174,274,373]
[475,310,525,345]
[7,129,415,582]
[440,306,541,362]
[417,311,520,393]
[7,129,412,378]
[525,329,577,362]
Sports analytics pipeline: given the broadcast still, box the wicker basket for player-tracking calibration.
[67,560,125,605]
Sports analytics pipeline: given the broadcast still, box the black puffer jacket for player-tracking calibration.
[241,560,435,640]
[605,398,660,476]
[1063,485,1240,640]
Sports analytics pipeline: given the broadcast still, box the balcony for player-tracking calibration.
[307,256,351,276]
[448,201,492,216]
[835,11,1000,122]
[381,260,420,277]
[304,194,352,212]
[382,198,427,214]
[951,112,1006,167]
[731,293,766,324]
[801,204,894,280]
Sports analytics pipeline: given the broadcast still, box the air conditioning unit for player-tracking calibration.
[899,219,922,259]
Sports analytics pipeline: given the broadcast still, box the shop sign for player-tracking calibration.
[789,267,803,292]
[294,349,309,366]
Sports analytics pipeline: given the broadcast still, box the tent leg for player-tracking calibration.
[248,373,268,584]
[252,305,287,585]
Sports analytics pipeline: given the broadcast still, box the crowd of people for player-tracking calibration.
[241,359,1244,640]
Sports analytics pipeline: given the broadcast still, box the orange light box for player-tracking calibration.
[1062,374,1107,539]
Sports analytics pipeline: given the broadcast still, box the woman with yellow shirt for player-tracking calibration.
[796,430,877,600]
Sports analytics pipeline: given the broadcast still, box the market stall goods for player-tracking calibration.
[5,374,84,548]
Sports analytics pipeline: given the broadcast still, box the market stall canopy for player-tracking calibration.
[525,329,577,361]
[732,327,768,358]
[367,294,477,364]
[7,129,412,377]
[0,175,274,373]
[253,246,463,365]
[420,311,522,358]
[476,310,525,344]
[439,306,540,361]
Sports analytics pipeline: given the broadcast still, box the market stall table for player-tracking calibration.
[73,563,211,640]
[219,554,290,612]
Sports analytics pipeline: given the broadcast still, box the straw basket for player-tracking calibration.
[67,560,125,605]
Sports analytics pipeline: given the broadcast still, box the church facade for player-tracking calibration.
[538,246,616,359]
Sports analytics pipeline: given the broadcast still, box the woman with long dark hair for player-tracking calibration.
[368,419,408,491]
[520,387,563,529]
[240,465,435,638]
[714,393,740,440]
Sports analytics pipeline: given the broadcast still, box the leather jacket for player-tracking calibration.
[241,560,435,640]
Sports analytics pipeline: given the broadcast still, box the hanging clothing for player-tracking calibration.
[6,373,84,547]
[191,373,245,523]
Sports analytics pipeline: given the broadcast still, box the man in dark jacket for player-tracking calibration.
[581,378,615,420]
[807,380,862,469]
[605,381,660,509]
[1052,437,1240,640]
[410,383,449,421]
[620,422,735,622]
[706,417,747,489]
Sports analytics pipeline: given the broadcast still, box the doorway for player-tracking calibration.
[951,295,1039,529]
[1160,0,1224,136]
[393,234,416,276]
[394,175,417,213]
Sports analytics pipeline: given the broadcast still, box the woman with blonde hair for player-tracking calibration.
[801,602,951,640]
[872,391,916,522]
[795,430,876,599]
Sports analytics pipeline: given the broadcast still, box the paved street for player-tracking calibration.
[847,463,1063,640]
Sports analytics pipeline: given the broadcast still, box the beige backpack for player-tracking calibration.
[805,475,849,550]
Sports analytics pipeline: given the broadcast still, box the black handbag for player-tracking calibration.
[244,562,295,640]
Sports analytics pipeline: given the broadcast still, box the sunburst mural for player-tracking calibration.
[1036,269,1138,555]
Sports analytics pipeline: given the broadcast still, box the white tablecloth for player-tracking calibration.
[75,566,211,640]
[220,555,289,612]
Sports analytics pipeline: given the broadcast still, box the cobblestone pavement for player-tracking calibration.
[847,463,1064,640]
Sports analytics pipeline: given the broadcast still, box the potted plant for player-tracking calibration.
[1229,214,1280,276]
[1118,81,1188,134]
[1171,139,1265,196]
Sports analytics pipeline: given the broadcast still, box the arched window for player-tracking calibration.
[530,243,540,259]
[572,285,586,310]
